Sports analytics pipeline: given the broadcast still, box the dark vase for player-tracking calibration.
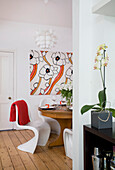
[91,110,112,129]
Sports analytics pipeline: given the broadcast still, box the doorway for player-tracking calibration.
[0,51,16,130]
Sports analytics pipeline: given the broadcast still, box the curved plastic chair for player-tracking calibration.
[11,101,50,154]
[63,128,73,159]
[39,98,61,135]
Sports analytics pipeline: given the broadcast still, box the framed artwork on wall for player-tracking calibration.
[30,50,73,95]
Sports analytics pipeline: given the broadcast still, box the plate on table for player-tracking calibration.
[58,104,66,106]
[69,106,73,110]
[58,101,66,106]
[40,105,56,110]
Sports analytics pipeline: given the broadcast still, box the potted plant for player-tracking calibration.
[81,44,115,129]
[60,82,73,107]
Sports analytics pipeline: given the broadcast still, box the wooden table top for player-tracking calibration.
[38,106,72,119]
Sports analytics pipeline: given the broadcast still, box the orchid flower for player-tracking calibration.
[95,56,99,63]
[97,44,108,51]
[94,63,99,70]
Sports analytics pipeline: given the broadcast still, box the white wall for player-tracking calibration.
[73,0,115,169]
[0,20,72,121]
[73,0,92,169]
[73,0,79,169]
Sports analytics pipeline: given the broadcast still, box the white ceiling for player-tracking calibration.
[0,0,72,27]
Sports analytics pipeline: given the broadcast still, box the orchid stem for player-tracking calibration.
[103,50,106,109]
[100,61,104,89]
[103,50,106,89]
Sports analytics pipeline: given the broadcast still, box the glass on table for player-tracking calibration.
[51,95,58,108]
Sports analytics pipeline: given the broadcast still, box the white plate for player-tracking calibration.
[69,106,73,110]
[40,105,55,110]
[58,103,66,106]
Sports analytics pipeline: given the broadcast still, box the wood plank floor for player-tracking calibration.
[0,130,72,170]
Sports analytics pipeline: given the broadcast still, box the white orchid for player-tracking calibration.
[81,44,115,117]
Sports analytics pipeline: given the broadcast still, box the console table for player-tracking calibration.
[84,123,115,170]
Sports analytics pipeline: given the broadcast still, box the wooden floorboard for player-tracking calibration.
[0,132,14,169]
[0,157,2,169]
[26,131,60,170]
[0,130,72,170]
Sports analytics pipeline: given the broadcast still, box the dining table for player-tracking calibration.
[38,105,72,147]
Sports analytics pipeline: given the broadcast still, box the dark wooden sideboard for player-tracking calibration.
[84,123,115,170]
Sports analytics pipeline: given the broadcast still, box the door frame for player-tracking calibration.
[0,49,17,105]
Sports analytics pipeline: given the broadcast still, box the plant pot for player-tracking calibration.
[91,110,112,129]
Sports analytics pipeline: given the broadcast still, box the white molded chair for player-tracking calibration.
[39,98,61,136]
[63,128,73,159]
[10,100,50,154]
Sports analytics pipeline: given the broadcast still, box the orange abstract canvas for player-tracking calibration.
[30,50,73,95]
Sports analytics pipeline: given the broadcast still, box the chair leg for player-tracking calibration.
[37,122,51,146]
[17,135,38,154]
[43,116,61,135]
[63,128,73,159]
[16,125,39,154]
